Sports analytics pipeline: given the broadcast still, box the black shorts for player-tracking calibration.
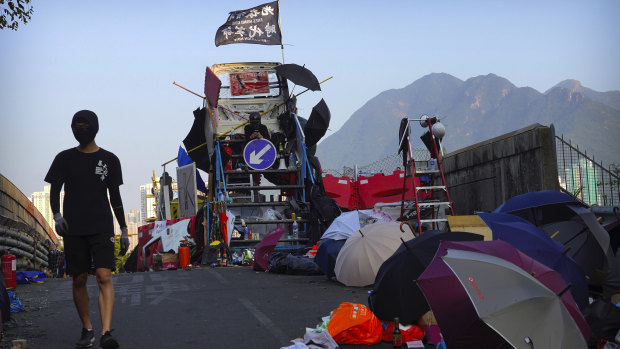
[63,233,115,275]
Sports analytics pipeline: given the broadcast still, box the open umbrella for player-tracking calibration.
[477,211,588,310]
[334,222,415,287]
[274,63,321,91]
[494,190,581,213]
[253,226,286,272]
[303,99,331,147]
[369,230,483,324]
[495,190,614,277]
[418,240,590,349]
[322,209,393,241]
[314,238,346,279]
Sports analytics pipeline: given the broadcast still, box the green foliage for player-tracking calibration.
[113,236,130,274]
[571,186,583,199]
[0,0,34,30]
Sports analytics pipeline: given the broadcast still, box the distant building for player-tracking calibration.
[125,209,139,249]
[140,183,157,225]
[30,185,64,239]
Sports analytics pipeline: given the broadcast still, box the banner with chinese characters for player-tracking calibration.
[214,1,281,47]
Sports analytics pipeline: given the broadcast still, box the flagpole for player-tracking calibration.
[278,0,285,64]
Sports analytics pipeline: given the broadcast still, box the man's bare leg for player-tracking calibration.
[96,268,114,334]
[72,272,92,330]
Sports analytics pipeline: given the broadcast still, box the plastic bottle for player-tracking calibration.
[393,317,402,348]
[241,219,248,240]
[222,250,228,267]
[292,213,299,239]
[288,152,296,170]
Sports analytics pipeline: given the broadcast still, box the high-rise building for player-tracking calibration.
[124,209,139,249]
[30,185,64,239]
[140,183,157,225]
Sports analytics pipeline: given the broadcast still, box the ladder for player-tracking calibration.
[400,116,455,235]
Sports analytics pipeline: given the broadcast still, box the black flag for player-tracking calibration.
[214,1,282,47]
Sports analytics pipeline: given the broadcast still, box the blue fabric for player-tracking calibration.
[177,146,207,194]
[436,342,447,349]
[314,239,346,278]
[16,271,46,284]
[8,292,22,313]
[494,190,580,213]
[478,211,588,310]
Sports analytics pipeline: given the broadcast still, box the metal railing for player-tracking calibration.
[555,134,619,206]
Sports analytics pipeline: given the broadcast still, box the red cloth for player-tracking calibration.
[382,322,424,343]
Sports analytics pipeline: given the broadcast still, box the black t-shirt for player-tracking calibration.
[45,148,123,236]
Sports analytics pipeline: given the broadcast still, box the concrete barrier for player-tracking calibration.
[442,123,560,215]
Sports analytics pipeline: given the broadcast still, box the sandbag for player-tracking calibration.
[327,302,382,345]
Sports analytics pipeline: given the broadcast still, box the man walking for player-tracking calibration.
[45,110,129,348]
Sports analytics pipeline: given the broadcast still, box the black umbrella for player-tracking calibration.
[398,118,410,168]
[369,230,483,324]
[183,107,210,173]
[303,99,330,147]
[275,63,321,91]
[498,192,614,278]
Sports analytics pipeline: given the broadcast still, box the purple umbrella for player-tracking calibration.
[477,211,588,311]
[417,240,590,349]
[253,226,286,271]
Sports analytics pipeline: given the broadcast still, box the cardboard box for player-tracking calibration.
[152,254,163,271]
[161,253,178,270]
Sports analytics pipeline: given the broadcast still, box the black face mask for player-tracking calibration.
[72,126,97,145]
[71,110,99,146]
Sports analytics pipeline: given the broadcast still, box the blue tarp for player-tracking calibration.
[8,292,23,313]
[16,271,46,284]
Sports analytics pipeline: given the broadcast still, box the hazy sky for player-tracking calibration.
[1,0,619,212]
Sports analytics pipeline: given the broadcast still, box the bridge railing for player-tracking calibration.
[555,134,620,206]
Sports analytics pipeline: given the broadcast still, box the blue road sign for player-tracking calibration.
[243,139,277,170]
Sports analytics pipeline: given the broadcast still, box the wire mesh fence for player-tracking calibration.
[555,135,620,206]
[323,148,431,178]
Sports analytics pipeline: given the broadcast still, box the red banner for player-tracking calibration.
[230,71,269,96]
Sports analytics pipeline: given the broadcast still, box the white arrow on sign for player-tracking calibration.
[249,144,271,164]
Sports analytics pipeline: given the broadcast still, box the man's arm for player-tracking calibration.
[109,186,126,228]
[109,186,129,255]
[50,181,62,215]
[49,181,69,236]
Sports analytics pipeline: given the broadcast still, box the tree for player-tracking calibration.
[0,0,34,31]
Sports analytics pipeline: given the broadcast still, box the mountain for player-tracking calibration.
[317,73,620,171]
[548,79,620,111]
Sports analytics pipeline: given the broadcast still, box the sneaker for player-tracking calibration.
[75,328,95,348]
[100,330,119,349]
